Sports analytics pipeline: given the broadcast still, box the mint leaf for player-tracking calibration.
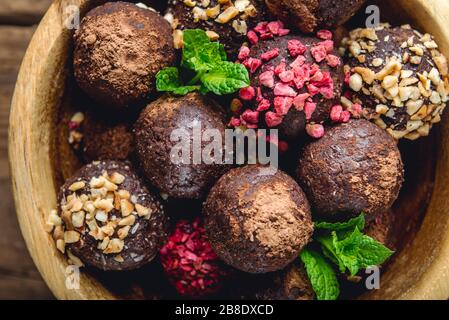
[315,213,365,232]
[182,30,226,71]
[300,249,340,301]
[201,62,250,95]
[156,67,200,95]
[318,227,394,276]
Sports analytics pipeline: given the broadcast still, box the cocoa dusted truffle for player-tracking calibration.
[166,0,269,56]
[134,92,229,199]
[265,0,366,34]
[297,119,404,220]
[230,24,348,140]
[342,24,449,140]
[48,160,168,271]
[204,165,314,273]
[74,2,176,109]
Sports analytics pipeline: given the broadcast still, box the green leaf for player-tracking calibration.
[300,249,340,301]
[182,30,225,71]
[200,62,250,95]
[320,227,394,276]
[156,67,200,95]
[315,213,366,232]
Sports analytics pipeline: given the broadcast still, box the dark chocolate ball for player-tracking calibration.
[343,24,449,140]
[134,92,229,199]
[82,111,135,161]
[166,0,269,57]
[74,2,176,109]
[56,160,168,271]
[297,119,404,220]
[365,209,395,249]
[233,31,344,140]
[265,0,366,33]
[204,165,314,273]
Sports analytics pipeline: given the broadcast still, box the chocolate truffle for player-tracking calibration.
[246,263,315,300]
[365,210,395,249]
[204,165,314,273]
[166,0,269,56]
[74,2,176,109]
[342,24,449,140]
[50,160,168,271]
[82,111,135,161]
[297,119,404,220]
[134,92,229,199]
[230,25,346,140]
[265,0,366,34]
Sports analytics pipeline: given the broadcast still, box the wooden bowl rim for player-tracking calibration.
[8,0,449,300]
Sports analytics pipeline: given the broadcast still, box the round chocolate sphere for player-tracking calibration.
[232,29,344,140]
[297,119,404,220]
[343,24,449,140]
[55,160,168,271]
[74,2,176,109]
[166,0,269,57]
[81,111,135,161]
[265,0,366,33]
[134,92,229,199]
[204,165,314,274]
[365,210,395,249]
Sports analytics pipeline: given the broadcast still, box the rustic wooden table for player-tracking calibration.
[0,0,54,300]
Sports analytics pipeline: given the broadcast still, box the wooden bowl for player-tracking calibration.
[9,0,449,300]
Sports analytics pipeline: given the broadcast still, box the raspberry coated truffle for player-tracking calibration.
[74,2,176,109]
[265,0,366,34]
[134,92,229,199]
[231,24,347,140]
[297,119,404,220]
[166,0,269,56]
[48,160,168,271]
[342,24,449,140]
[204,165,314,273]
[160,218,228,297]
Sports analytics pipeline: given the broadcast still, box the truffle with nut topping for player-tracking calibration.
[134,92,229,199]
[265,0,366,34]
[166,0,269,56]
[297,119,404,220]
[230,25,347,140]
[204,165,314,273]
[47,160,168,271]
[74,1,176,109]
[342,24,449,140]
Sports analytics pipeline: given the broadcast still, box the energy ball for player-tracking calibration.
[204,165,314,273]
[231,24,346,140]
[74,2,176,109]
[297,119,404,220]
[68,111,135,162]
[134,92,229,199]
[342,24,449,140]
[49,160,168,271]
[166,0,269,56]
[265,0,366,33]
[365,210,396,249]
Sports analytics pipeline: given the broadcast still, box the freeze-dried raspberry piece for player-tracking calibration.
[288,40,307,57]
[265,111,283,127]
[311,44,327,62]
[274,83,297,97]
[239,86,256,101]
[238,46,250,61]
[317,30,333,40]
[261,48,280,61]
[247,30,259,45]
[293,93,310,111]
[259,70,275,88]
[274,96,294,115]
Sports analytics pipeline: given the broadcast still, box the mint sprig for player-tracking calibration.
[156,29,249,96]
[300,249,340,301]
[301,212,395,300]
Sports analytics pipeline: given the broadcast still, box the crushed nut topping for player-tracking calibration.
[341,23,449,140]
[47,169,153,263]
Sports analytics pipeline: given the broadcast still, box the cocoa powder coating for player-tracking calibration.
[204,165,314,274]
[74,2,176,109]
[297,119,404,220]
